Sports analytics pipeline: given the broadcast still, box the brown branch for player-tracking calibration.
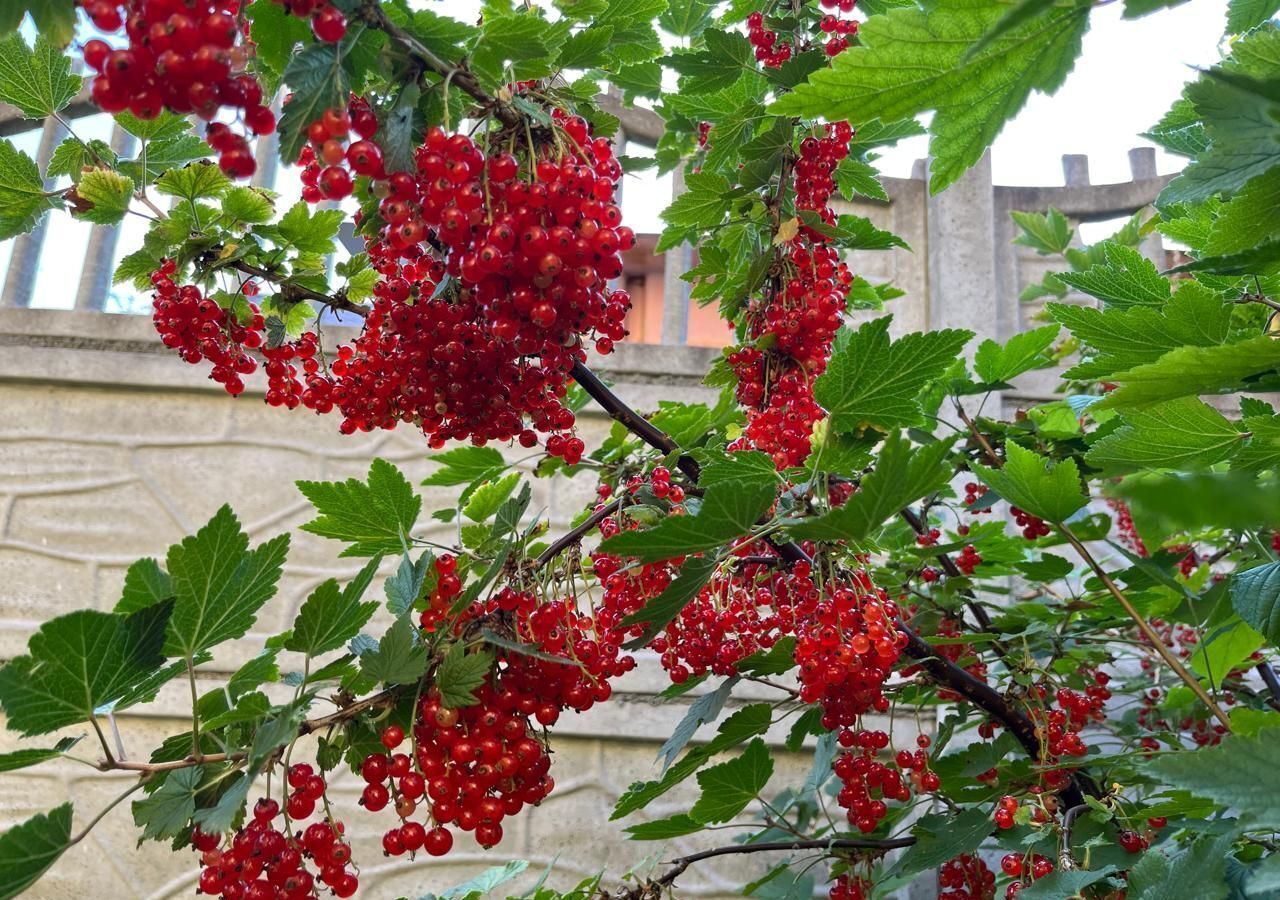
[229,260,370,320]
[534,495,625,569]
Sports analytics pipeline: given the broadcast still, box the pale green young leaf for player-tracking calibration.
[45,138,115,182]
[1189,616,1264,682]
[463,472,521,523]
[72,168,134,225]
[1085,398,1246,471]
[1010,207,1074,254]
[0,33,81,119]
[0,803,73,900]
[834,158,890,202]
[423,446,508,488]
[117,135,211,185]
[437,642,494,708]
[115,111,193,142]
[770,0,1090,193]
[814,316,972,435]
[277,200,345,254]
[0,604,170,736]
[972,441,1086,523]
[688,738,773,823]
[155,161,231,203]
[298,459,422,557]
[165,506,289,659]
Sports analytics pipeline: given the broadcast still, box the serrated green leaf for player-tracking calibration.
[1086,398,1245,471]
[284,556,381,657]
[359,615,428,685]
[463,472,521,523]
[424,446,508,488]
[770,0,1090,193]
[132,767,201,842]
[1228,0,1280,33]
[1019,866,1118,899]
[599,478,775,563]
[834,157,889,202]
[814,316,972,435]
[886,807,992,879]
[276,200,344,254]
[973,441,1085,523]
[1233,561,1280,645]
[114,111,192,142]
[118,134,211,185]
[0,738,80,774]
[72,168,133,225]
[1056,241,1171,308]
[1011,207,1074,254]
[789,433,958,542]
[1095,334,1280,410]
[0,137,55,240]
[620,555,719,648]
[246,0,311,78]
[470,12,556,87]
[278,40,353,165]
[0,33,80,119]
[164,505,289,659]
[664,29,755,94]
[558,25,614,69]
[0,604,170,736]
[155,161,230,204]
[191,772,251,834]
[437,641,494,708]
[973,323,1060,384]
[1126,831,1234,900]
[116,557,172,614]
[624,814,704,840]
[298,459,422,557]
[689,738,773,823]
[386,550,433,616]
[659,0,714,37]
[248,701,307,772]
[0,803,72,899]
[1147,729,1280,829]
[45,138,114,182]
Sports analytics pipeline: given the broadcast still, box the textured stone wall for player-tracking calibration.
[0,309,931,900]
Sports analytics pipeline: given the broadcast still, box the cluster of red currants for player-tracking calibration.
[1000,852,1055,898]
[1107,498,1149,557]
[80,0,273,178]
[939,853,996,900]
[263,0,346,42]
[953,544,982,575]
[297,99,384,202]
[833,731,937,834]
[963,481,993,514]
[190,795,358,899]
[729,122,854,469]
[263,331,331,411]
[818,13,859,56]
[150,260,261,396]
[1010,507,1051,540]
[828,873,874,900]
[746,11,793,67]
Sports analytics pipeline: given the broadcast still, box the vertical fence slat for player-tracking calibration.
[74,125,138,311]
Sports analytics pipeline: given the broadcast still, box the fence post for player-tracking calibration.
[660,166,691,344]
[925,150,999,345]
[1129,147,1164,267]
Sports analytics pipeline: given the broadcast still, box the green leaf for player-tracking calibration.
[1189,616,1264,682]
[886,807,992,879]
[0,738,80,774]
[164,505,289,659]
[284,556,381,657]
[973,441,1086,523]
[423,446,508,488]
[0,803,72,900]
[72,168,134,225]
[1233,561,1280,645]
[437,642,495,708]
[611,704,773,820]
[132,767,201,841]
[440,860,530,900]
[789,433,957,542]
[770,0,1090,193]
[834,157,889,202]
[217,186,275,229]
[298,459,422,557]
[277,35,361,164]
[115,111,192,142]
[117,557,173,614]
[1203,167,1280,259]
[1147,728,1280,829]
[191,772,251,834]
[1086,398,1245,471]
[1011,207,1074,254]
[46,137,114,182]
[245,0,311,78]
[248,701,307,772]
[1019,867,1118,900]
[386,550,433,616]
[1238,413,1280,472]
[1095,333,1280,410]
[155,161,230,204]
[819,211,910,251]
[1227,0,1280,33]
[664,29,754,93]
[624,814,704,840]
[599,478,775,563]
[118,134,211,185]
[661,171,734,234]
[277,200,345,254]
[557,25,614,69]
[973,323,1060,384]
[463,472,521,523]
[689,738,773,823]
[621,555,719,649]
[0,604,170,736]
[659,0,714,37]
[656,676,739,773]
[1055,242,1171,308]
[0,33,81,118]
[815,316,973,435]
[1126,831,1234,900]
[0,138,55,240]
[359,615,428,685]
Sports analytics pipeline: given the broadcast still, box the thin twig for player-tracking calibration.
[534,496,625,569]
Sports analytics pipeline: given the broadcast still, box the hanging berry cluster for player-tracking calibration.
[729,122,854,469]
[263,0,346,42]
[190,794,359,899]
[297,99,384,202]
[79,0,273,177]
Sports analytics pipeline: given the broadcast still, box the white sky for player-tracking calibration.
[0,0,1236,309]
